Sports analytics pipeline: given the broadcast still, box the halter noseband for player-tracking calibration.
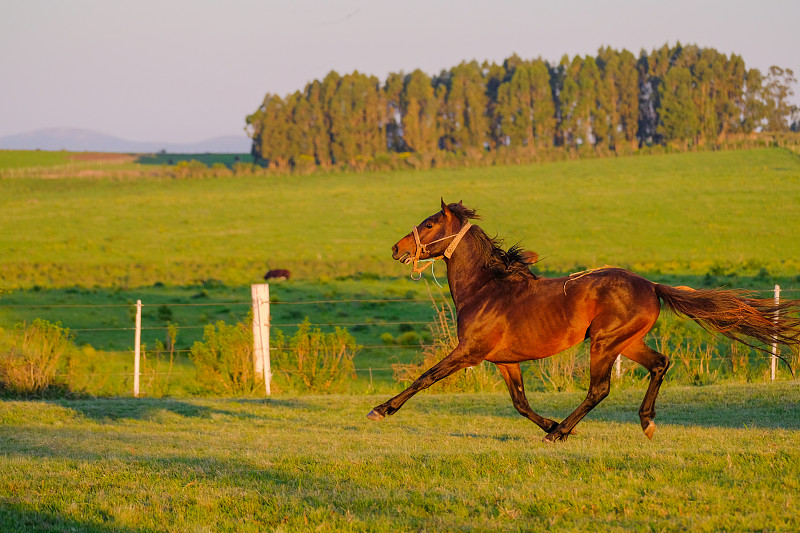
[408,222,473,281]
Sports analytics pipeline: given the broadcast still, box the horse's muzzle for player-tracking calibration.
[392,243,411,263]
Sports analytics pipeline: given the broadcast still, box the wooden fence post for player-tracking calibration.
[134,299,142,397]
[771,284,780,382]
[251,284,271,395]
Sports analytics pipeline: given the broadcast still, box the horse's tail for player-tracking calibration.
[653,284,800,352]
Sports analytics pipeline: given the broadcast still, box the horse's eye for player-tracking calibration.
[426,222,433,229]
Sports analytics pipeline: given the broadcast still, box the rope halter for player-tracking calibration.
[408,222,472,281]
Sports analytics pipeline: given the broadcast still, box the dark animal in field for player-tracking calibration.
[264,269,291,281]
[367,200,800,442]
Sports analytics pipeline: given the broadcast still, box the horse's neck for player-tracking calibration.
[444,233,493,310]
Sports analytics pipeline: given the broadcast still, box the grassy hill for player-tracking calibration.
[1,147,799,289]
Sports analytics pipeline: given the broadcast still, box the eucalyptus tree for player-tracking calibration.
[400,69,440,154]
[496,59,555,152]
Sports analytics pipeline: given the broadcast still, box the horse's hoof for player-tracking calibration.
[542,431,567,444]
[643,420,656,440]
[366,409,385,421]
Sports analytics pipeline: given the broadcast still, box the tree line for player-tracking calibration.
[246,43,799,171]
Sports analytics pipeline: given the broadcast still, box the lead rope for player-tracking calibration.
[412,259,443,288]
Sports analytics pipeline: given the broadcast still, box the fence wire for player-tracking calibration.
[2,287,796,392]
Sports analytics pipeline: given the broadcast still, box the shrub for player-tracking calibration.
[0,319,76,396]
[210,162,233,178]
[140,323,178,397]
[292,154,317,175]
[189,316,262,395]
[62,344,109,396]
[271,318,359,394]
[651,320,719,386]
[527,344,590,392]
[232,161,254,176]
[380,330,431,346]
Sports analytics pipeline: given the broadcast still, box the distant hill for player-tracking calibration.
[0,128,252,153]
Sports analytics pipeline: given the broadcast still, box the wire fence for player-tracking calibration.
[0,295,445,386]
[1,286,798,391]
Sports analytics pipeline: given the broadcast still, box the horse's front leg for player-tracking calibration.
[367,345,484,421]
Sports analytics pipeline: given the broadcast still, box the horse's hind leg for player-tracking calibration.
[622,340,670,440]
[543,344,618,443]
[496,363,559,433]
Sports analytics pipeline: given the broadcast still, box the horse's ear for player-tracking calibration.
[441,198,452,217]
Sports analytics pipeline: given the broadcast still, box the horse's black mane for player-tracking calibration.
[447,203,537,281]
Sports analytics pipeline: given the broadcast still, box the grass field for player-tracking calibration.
[2,382,799,531]
[2,149,800,529]
[135,153,253,167]
[2,147,799,288]
[1,147,799,396]
[0,150,74,169]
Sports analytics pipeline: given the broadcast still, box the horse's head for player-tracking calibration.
[392,199,477,276]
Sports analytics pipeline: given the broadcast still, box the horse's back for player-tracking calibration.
[554,268,661,335]
[485,268,660,361]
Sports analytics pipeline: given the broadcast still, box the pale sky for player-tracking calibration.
[2,0,798,143]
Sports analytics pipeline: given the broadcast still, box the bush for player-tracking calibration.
[271,318,359,393]
[380,330,431,346]
[140,323,178,397]
[527,344,590,392]
[189,316,262,395]
[0,319,76,396]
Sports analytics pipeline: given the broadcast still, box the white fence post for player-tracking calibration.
[615,354,622,378]
[771,284,780,382]
[134,299,142,397]
[251,284,271,395]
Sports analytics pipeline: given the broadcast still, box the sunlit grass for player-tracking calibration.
[1,148,799,288]
[0,149,77,169]
[1,382,799,531]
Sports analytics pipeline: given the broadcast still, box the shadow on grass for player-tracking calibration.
[47,397,213,422]
[403,382,800,431]
[541,382,800,431]
[9,381,799,432]
[41,396,310,424]
[0,503,136,533]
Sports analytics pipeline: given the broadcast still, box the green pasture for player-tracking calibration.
[1,147,799,289]
[0,150,73,169]
[2,383,799,531]
[135,152,253,167]
[0,279,438,351]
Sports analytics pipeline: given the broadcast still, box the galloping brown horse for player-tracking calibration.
[367,200,800,442]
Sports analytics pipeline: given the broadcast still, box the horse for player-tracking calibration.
[367,200,800,442]
[264,269,291,281]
